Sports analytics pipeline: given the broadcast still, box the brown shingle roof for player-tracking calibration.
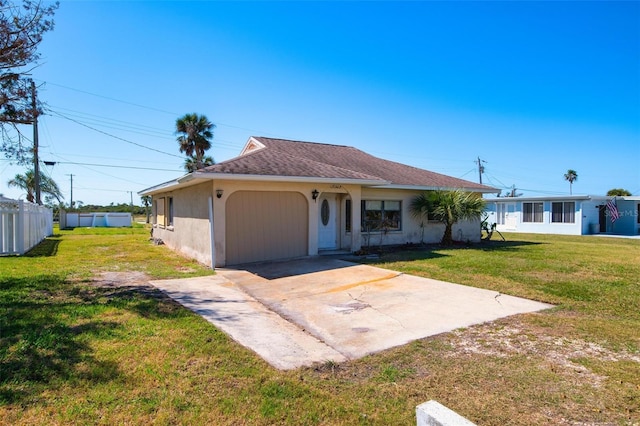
[199,137,495,191]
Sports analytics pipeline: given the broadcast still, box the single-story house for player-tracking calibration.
[484,195,640,236]
[139,137,497,267]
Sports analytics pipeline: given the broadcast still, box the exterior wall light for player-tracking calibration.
[311,189,319,201]
[216,189,224,199]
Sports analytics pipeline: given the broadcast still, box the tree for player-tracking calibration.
[141,195,151,223]
[1,0,58,162]
[410,189,486,246]
[606,188,631,196]
[7,169,63,203]
[175,113,215,172]
[184,154,214,173]
[564,169,578,195]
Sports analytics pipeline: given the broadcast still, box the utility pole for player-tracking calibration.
[475,156,487,185]
[31,80,41,205]
[66,174,74,208]
[127,191,134,216]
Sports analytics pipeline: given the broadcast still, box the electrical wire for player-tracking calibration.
[38,79,283,138]
[51,160,181,172]
[48,110,183,159]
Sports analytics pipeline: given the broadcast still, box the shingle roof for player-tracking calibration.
[199,137,495,191]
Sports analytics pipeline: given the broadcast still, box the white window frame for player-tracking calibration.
[551,201,575,223]
[522,202,543,223]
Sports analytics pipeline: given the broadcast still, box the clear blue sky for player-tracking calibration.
[2,0,638,205]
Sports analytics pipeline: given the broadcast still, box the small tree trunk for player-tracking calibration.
[441,224,453,245]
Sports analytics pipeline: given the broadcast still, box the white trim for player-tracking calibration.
[240,137,267,155]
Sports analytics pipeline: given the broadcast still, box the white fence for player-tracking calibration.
[0,199,53,256]
[60,211,132,228]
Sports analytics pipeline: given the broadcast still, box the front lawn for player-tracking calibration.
[1,229,638,425]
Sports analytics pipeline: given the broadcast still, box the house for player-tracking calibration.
[484,195,640,236]
[139,137,497,267]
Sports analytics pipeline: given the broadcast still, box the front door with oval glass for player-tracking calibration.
[318,194,338,250]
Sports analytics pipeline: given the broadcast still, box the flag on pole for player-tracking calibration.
[607,197,620,223]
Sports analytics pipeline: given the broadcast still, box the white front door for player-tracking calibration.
[318,194,338,250]
[505,203,517,230]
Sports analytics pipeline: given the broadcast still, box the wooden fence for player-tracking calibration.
[0,199,53,256]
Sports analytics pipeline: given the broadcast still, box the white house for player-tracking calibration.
[139,137,497,267]
[485,195,640,236]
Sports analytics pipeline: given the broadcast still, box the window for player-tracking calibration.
[638,204,640,224]
[155,196,173,227]
[361,200,401,231]
[551,202,575,223]
[345,199,352,232]
[167,197,174,227]
[523,202,543,223]
[156,197,165,227]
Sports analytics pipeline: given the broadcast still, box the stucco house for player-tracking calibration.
[139,137,497,267]
[484,195,640,236]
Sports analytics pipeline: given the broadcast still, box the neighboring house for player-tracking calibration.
[139,137,497,267]
[485,195,640,236]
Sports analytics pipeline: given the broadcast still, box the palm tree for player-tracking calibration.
[7,169,64,204]
[564,169,578,195]
[176,113,215,171]
[410,189,486,245]
[184,155,214,173]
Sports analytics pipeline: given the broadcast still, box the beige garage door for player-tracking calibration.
[226,191,308,265]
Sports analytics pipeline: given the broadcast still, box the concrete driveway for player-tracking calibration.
[151,258,552,370]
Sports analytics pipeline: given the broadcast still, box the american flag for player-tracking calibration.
[607,198,620,223]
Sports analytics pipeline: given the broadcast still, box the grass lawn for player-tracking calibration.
[1,228,638,425]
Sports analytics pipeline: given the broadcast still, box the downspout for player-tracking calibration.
[208,196,215,270]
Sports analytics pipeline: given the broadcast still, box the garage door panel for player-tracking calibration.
[226,191,308,265]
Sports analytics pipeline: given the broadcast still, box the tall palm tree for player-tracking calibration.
[564,169,578,195]
[175,113,215,171]
[410,189,486,245]
[7,169,64,204]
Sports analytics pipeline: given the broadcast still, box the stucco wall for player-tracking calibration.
[355,188,481,247]
[152,181,213,266]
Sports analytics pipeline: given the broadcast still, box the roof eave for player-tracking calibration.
[141,172,389,192]
[368,184,499,193]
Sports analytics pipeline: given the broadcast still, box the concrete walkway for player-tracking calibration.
[151,258,552,370]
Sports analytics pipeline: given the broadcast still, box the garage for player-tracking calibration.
[225,191,309,265]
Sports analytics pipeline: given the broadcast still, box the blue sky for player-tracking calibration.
[2,1,638,205]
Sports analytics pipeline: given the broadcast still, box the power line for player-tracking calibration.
[46,106,244,151]
[39,80,179,116]
[50,160,181,172]
[48,110,183,159]
[38,79,283,138]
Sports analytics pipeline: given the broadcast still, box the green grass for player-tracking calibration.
[1,230,638,424]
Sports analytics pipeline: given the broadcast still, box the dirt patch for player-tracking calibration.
[90,271,166,299]
[93,271,151,287]
[446,318,640,387]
